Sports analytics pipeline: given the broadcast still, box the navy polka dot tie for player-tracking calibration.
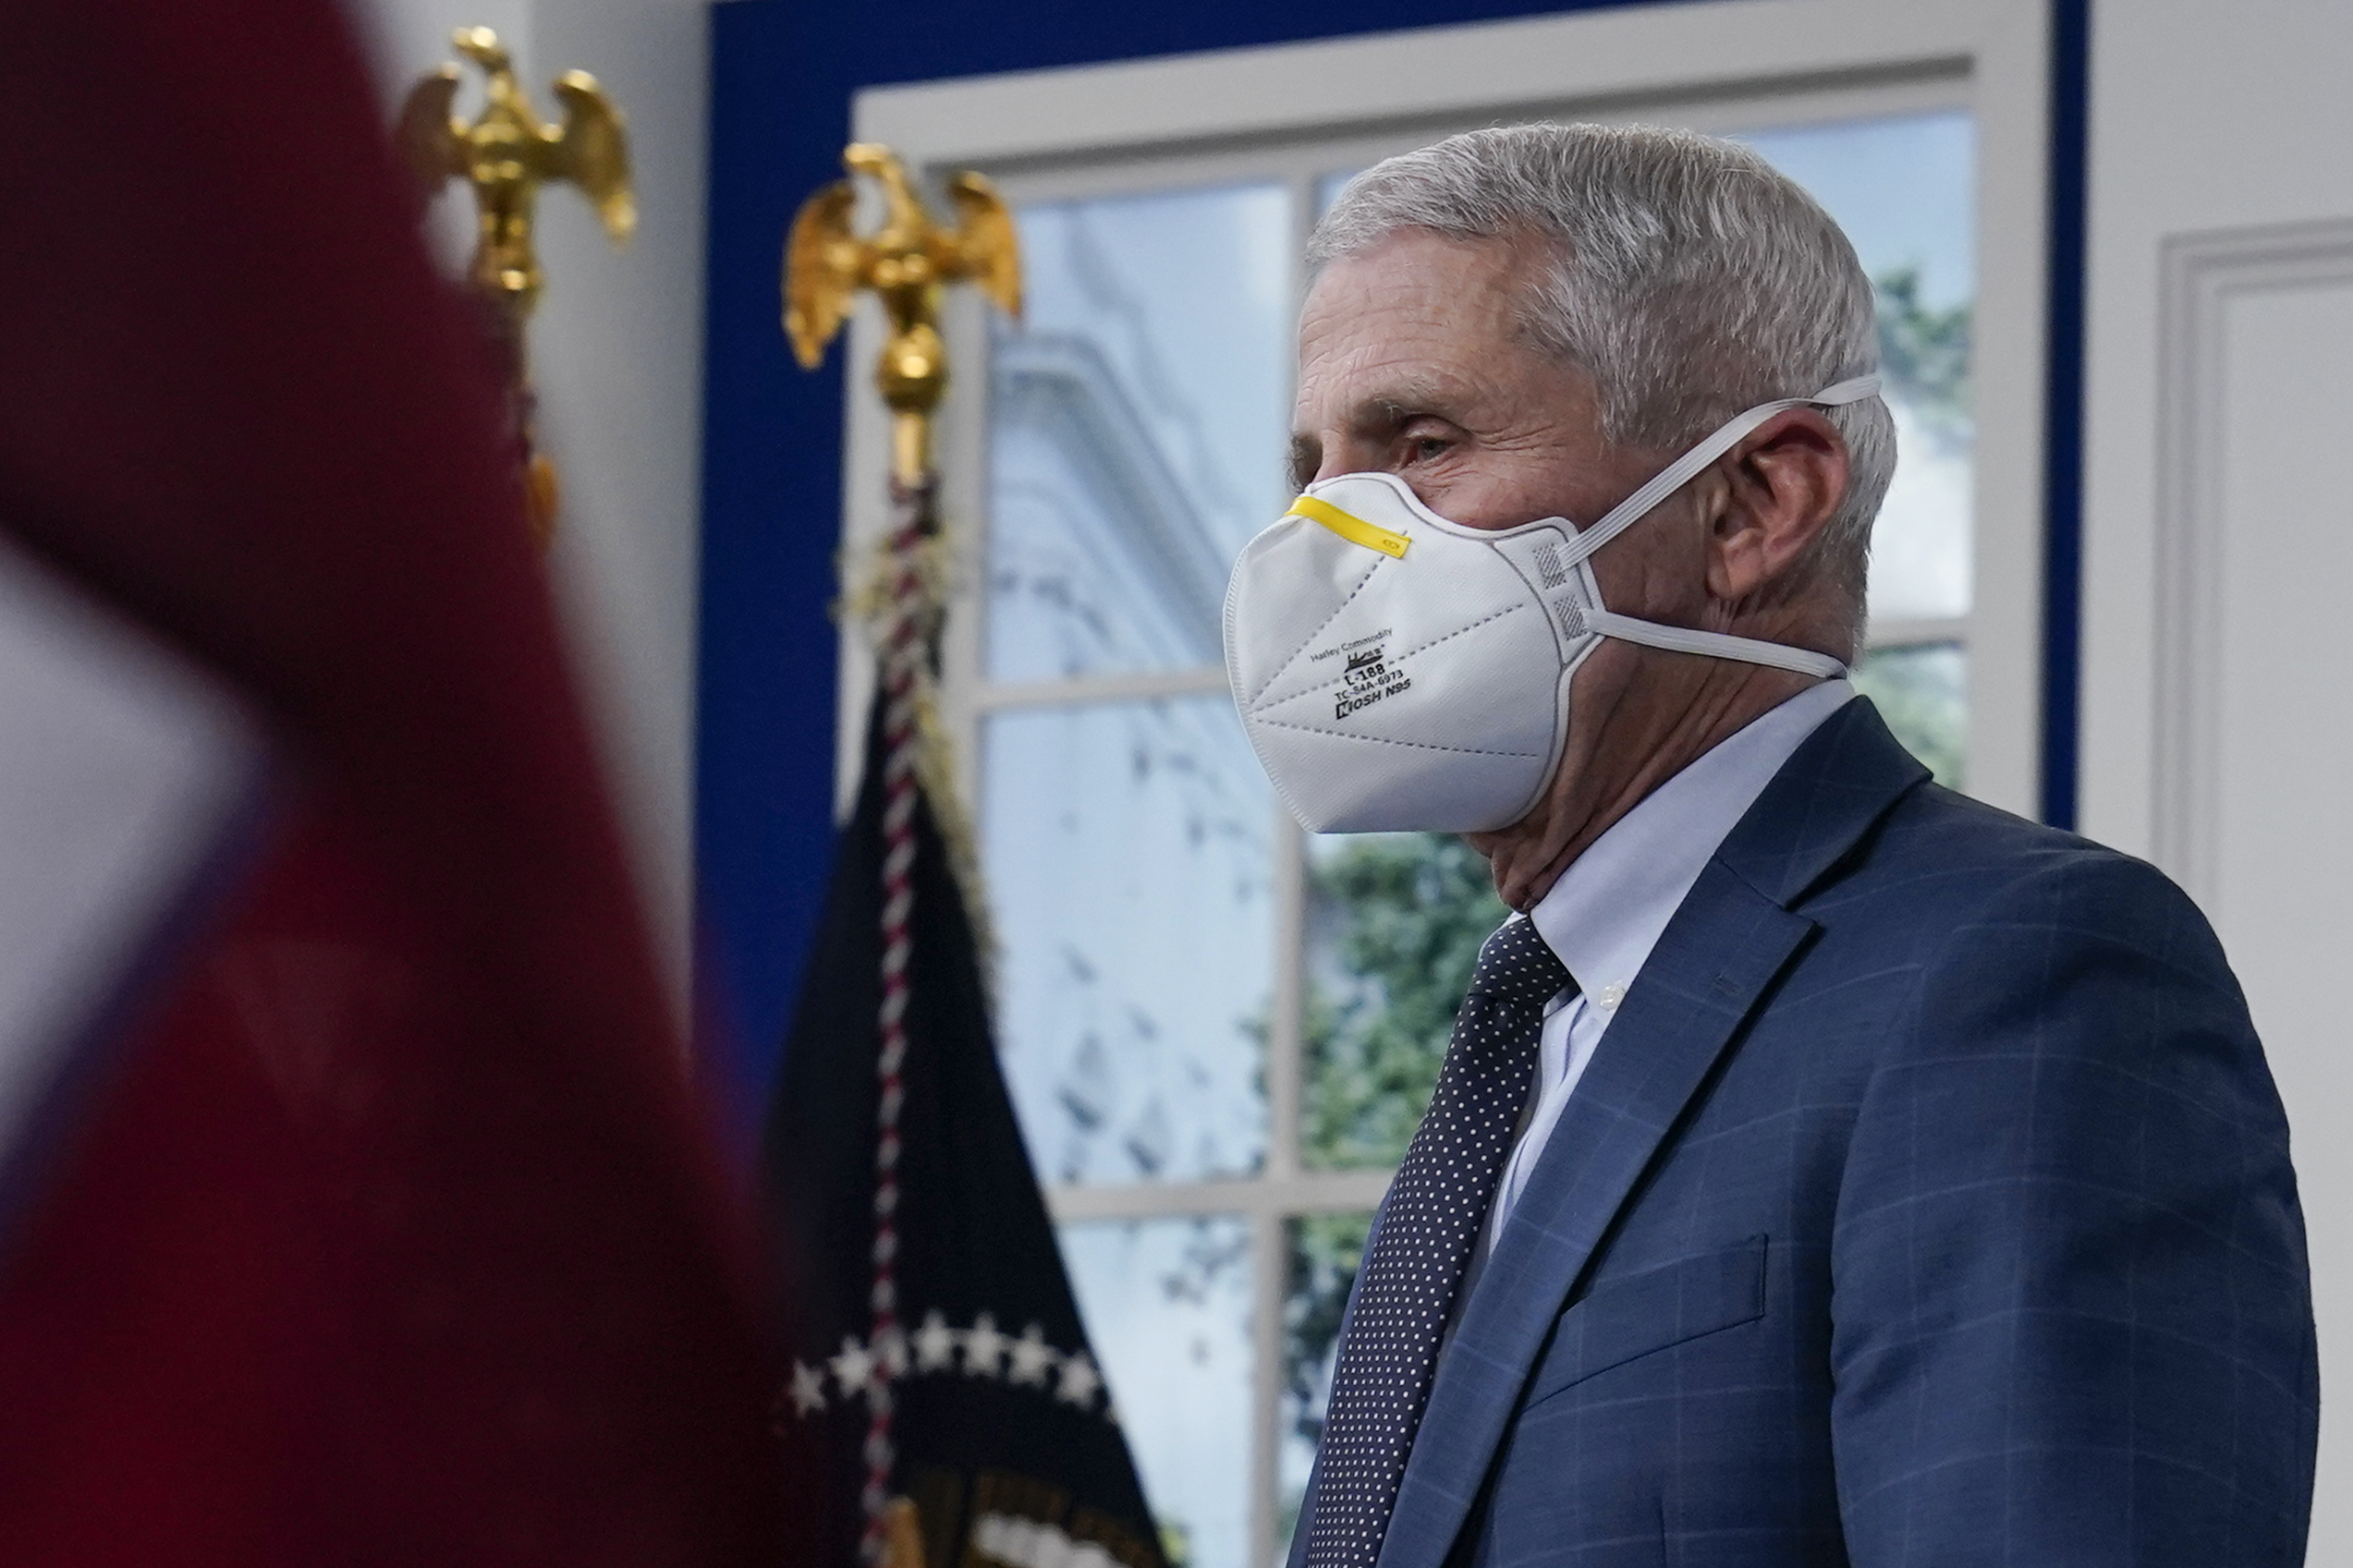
[1304,916,1570,1568]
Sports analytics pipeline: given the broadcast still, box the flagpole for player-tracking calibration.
[396,26,637,547]
[784,141,1021,1566]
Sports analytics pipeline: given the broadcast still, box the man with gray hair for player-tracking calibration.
[1224,123,2314,1567]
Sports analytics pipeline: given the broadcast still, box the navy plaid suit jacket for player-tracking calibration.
[1297,697,2317,1568]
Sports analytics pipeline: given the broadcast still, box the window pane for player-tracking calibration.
[988,183,1293,683]
[1062,1217,1255,1568]
[1278,1210,1373,1559]
[982,697,1274,1185]
[1738,111,1976,625]
[1300,832,1507,1172]
[1854,642,1968,789]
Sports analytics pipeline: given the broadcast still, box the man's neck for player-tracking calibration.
[1478,663,1819,911]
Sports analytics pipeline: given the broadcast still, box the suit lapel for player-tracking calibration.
[1371,699,1930,1568]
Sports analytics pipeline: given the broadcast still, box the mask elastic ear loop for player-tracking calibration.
[1554,375,1882,568]
[1581,610,1849,680]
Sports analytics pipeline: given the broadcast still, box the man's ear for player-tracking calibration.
[1704,407,1850,602]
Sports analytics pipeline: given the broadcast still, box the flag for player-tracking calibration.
[765,693,1167,1568]
[0,0,806,1560]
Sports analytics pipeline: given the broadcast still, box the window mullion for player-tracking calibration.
[1258,811,1308,1568]
[1249,1210,1286,1568]
[1265,810,1307,1182]
[1254,163,1322,1568]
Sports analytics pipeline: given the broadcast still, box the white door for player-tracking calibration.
[2079,3,2353,1560]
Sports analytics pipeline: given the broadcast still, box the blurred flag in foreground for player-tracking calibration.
[0,0,802,1562]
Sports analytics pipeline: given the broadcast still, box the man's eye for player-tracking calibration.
[1408,436,1451,463]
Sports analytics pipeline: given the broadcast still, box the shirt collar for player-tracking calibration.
[1528,681,1855,1010]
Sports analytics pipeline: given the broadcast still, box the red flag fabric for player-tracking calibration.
[0,0,799,1562]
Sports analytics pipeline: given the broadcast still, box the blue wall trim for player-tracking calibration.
[2039,0,2090,830]
[695,0,2091,1105]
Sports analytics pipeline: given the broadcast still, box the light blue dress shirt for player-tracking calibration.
[1477,680,1856,1263]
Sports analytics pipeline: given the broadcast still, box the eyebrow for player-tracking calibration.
[1359,375,1468,427]
[1288,375,1477,488]
[1292,380,1469,443]
[1287,434,1319,492]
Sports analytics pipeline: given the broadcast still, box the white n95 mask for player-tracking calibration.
[1222,377,1879,834]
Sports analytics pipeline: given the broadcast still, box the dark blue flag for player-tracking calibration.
[764,696,1167,1568]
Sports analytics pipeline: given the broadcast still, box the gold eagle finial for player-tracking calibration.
[396,26,635,321]
[783,142,1022,482]
[394,26,635,547]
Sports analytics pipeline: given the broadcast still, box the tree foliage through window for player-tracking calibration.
[1284,834,1506,1493]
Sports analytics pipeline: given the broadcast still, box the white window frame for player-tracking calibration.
[832,4,2051,1562]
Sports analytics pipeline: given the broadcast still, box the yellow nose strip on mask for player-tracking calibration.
[1286,493,1410,559]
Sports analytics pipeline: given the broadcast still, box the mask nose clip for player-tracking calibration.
[1285,493,1411,559]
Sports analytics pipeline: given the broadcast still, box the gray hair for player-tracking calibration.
[1310,122,1895,652]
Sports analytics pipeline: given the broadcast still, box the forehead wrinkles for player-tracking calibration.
[1294,347,1481,436]
[1294,324,1532,444]
[1298,298,1516,434]
[1299,233,1538,387]
[1303,232,1521,336]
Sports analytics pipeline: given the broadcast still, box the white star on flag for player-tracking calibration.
[1007,1322,1057,1387]
[784,1309,1123,1425]
[787,1361,828,1416]
[912,1310,958,1372]
[1055,1350,1103,1408]
[963,1313,1007,1379]
[828,1335,876,1398]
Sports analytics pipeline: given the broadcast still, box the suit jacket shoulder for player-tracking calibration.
[1414,699,2318,1568]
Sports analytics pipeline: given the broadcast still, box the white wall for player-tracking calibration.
[2081,2,2353,1557]
[344,0,710,1015]
[2079,0,2353,854]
